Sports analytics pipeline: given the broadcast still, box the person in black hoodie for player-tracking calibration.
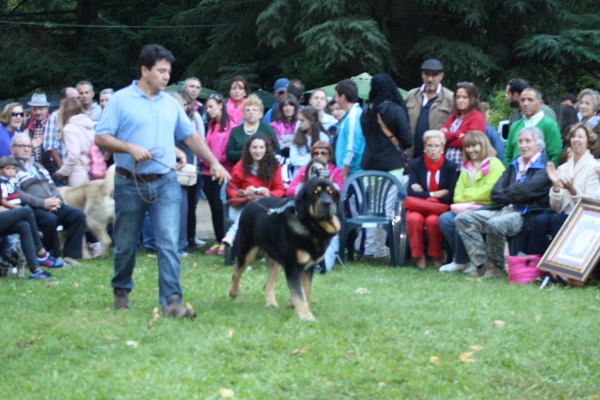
[455,126,551,278]
[360,73,414,259]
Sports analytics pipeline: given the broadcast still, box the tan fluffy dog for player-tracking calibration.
[58,165,115,259]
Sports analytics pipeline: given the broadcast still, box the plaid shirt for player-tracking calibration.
[42,111,65,161]
[31,119,46,163]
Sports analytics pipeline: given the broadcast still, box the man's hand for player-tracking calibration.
[32,136,43,149]
[174,147,187,170]
[55,172,66,180]
[43,196,62,211]
[126,143,152,163]
[210,162,230,184]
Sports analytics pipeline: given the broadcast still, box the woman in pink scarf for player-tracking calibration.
[226,75,248,128]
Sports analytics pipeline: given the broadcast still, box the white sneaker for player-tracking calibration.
[194,238,206,246]
[439,262,470,272]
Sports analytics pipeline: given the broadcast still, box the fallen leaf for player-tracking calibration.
[430,356,440,365]
[535,316,542,323]
[355,287,369,294]
[226,328,234,339]
[185,279,192,284]
[378,382,386,387]
[79,276,84,281]
[345,350,356,359]
[465,277,474,282]
[310,298,319,304]
[147,254,156,258]
[246,276,253,282]
[73,283,79,288]
[186,302,193,310]
[300,345,309,354]
[290,348,300,355]
[181,253,189,258]
[470,345,485,352]
[218,388,234,398]
[103,307,110,313]
[494,320,507,329]
[148,307,160,327]
[459,351,476,363]
[74,309,81,313]
[213,264,220,269]
[389,313,396,319]
[243,286,250,291]
[192,262,198,268]
[126,340,138,348]
[104,334,118,341]
[476,278,482,283]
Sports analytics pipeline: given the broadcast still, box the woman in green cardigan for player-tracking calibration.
[438,130,506,272]
[226,94,280,163]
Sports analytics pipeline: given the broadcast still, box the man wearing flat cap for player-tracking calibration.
[24,93,50,164]
[406,59,455,158]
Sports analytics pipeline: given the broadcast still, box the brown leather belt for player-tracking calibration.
[116,167,165,182]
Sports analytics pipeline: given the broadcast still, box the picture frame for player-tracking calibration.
[538,198,600,282]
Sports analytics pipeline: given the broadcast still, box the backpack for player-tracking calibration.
[88,142,107,180]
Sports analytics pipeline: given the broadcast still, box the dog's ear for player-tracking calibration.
[294,180,311,220]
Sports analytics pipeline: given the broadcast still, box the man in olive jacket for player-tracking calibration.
[405,59,455,159]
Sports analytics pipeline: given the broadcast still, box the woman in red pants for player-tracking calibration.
[406,130,458,268]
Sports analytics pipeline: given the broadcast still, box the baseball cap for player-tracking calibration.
[274,78,290,93]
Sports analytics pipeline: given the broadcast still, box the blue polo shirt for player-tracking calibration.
[96,80,196,174]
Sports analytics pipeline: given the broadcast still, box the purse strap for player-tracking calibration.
[377,112,399,145]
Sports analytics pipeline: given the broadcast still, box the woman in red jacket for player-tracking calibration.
[440,83,486,169]
[222,133,284,246]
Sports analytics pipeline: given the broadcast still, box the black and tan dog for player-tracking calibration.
[228,178,341,321]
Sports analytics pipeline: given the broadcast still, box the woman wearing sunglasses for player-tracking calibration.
[0,103,25,157]
[286,141,343,197]
[440,82,486,170]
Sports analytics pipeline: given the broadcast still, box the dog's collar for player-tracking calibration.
[266,200,295,215]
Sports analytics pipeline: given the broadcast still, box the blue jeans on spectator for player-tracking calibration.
[112,170,182,305]
[141,212,155,250]
[439,211,470,264]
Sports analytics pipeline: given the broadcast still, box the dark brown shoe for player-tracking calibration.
[114,289,130,310]
[162,294,196,319]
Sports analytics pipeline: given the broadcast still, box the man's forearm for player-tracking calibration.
[49,149,62,168]
[95,134,130,154]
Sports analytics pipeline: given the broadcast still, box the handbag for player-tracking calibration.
[227,194,264,207]
[507,254,544,285]
[176,162,198,187]
[403,195,450,216]
[450,202,484,214]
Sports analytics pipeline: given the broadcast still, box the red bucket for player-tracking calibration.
[507,255,545,285]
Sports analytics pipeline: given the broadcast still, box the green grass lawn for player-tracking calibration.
[1,251,599,399]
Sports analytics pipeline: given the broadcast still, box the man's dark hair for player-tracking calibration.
[335,79,359,103]
[137,44,175,78]
[560,93,577,104]
[287,79,305,101]
[59,87,69,101]
[507,78,529,95]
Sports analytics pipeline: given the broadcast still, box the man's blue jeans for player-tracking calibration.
[439,211,470,265]
[112,170,182,305]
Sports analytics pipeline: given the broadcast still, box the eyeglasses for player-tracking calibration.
[457,82,474,87]
[244,108,260,113]
[313,150,329,156]
[13,144,32,148]
[11,112,24,117]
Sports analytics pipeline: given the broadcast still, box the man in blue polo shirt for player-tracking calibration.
[95,44,229,318]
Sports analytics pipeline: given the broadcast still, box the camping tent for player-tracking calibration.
[306,73,408,101]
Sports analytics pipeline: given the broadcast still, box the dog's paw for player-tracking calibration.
[228,285,240,299]
[285,299,295,309]
[297,311,317,322]
[265,300,279,308]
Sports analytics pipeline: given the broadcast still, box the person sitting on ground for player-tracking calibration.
[226,94,280,164]
[287,142,344,197]
[54,98,96,186]
[222,133,285,247]
[456,127,551,278]
[0,155,22,209]
[309,89,338,131]
[438,131,505,273]
[289,106,329,176]
[407,130,458,269]
[479,102,505,161]
[440,82,486,169]
[0,204,63,279]
[269,93,299,152]
[528,123,600,255]
[11,133,86,266]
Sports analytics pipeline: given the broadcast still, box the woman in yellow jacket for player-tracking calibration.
[438,131,506,272]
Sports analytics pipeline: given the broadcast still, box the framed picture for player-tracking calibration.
[538,198,600,282]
